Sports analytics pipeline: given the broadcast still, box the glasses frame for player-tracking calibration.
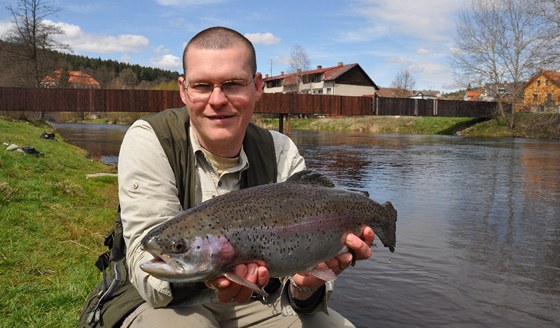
[182,77,256,102]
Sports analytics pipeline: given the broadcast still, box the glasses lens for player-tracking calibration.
[185,79,253,101]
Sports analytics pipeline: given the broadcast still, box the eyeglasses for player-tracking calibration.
[183,78,255,102]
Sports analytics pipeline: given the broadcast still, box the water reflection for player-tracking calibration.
[290,131,560,327]
[49,122,129,165]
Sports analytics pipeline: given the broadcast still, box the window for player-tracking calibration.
[533,93,539,102]
[267,80,282,88]
[309,74,322,83]
[537,79,541,87]
[326,88,332,95]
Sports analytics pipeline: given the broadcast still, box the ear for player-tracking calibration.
[254,73,264,101]
[178,76,188,104]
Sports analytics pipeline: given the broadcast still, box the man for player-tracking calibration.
[118,26,374,327]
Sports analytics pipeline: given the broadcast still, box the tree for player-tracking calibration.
[391,70,416,97]
[1,0,69,87]
[288,44,311,94]
[117,68,138,88]
[450,0,554,128]
[288,44,311,73]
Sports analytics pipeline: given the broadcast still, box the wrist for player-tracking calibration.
[289,278,321,300]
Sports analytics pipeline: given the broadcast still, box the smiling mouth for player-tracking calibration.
[207,115,234,120]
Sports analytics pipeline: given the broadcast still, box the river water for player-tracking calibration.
[52,123,560,328]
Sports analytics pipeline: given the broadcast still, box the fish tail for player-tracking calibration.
[381,201,397,253]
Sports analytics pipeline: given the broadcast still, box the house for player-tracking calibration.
[464,88,484,101]
[41,70,100,88]
[523,69,560,110]
[263,62,379,96]
[375,87,412,98]
[410,90,441,100]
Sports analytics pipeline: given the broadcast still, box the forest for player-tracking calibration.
[0,40,180,90]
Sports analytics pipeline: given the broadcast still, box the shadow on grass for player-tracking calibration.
[437,118,490,135]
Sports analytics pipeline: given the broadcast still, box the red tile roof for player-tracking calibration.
[42,70,100,87]
[264,63,373,87]
[525,69,560,88]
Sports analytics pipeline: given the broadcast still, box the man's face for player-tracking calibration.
[179,45,263,156]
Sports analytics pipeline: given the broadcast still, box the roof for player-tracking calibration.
[375,87,412,98]
[42,70,100,87]
[525,69,560,88]
[464,88,483,101]
[264,63,378,89]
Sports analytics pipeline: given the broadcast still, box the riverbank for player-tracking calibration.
[0,118,118,326]
[254,113,560,139]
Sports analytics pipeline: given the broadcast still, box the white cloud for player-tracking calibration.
[0,19,12,35]
[151,54,181,70]
[349,0,468,40]
[245,32,281,46]
[47,20,149,54]
[417,48,431,55]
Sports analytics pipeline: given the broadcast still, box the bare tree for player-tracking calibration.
[450,0,551,128]
[391,70,416,96]
[2,0,69,87]
[288,44,311,94]
[288,44,311,73]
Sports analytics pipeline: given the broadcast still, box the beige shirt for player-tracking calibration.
[118,119,306,307]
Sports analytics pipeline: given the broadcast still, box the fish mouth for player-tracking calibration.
[140,237,186,277]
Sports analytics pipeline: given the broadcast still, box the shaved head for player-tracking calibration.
[183,26,257,76]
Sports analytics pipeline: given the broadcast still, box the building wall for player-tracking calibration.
[524,73,560,107]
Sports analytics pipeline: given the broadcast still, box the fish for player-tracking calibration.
[140,170,397,297]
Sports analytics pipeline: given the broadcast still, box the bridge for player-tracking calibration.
[0,87,503,131]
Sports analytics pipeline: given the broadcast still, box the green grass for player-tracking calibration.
[0,117,118,327]
[255,113,560,139]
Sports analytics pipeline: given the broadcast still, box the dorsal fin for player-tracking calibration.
[285,170,335,188]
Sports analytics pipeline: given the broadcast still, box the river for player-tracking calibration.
[52,122,560,327]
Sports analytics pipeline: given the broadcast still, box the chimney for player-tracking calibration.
[280,71,284,76]
[317,65,322,69]
[265,74,269,78]
[337,61,343,67]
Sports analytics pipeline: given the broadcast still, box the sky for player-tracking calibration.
[0,0,472,92]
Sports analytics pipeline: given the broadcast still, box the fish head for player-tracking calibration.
[140,233,236,282]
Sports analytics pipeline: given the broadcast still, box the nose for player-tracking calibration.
[208,85,228,107]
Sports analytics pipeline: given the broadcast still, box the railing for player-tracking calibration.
[0,87,504,118]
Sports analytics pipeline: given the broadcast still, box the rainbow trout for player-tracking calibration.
[140,170,397,297]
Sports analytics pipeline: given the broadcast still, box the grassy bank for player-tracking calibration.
[0,117,118,327]
[255,113,560,139]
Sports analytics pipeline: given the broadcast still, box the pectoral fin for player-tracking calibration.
[222,272,269,298]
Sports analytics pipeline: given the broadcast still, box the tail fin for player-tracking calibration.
[381,201,397,253]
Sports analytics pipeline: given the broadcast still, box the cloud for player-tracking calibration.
[348,0,468,41]
[151,54,181,70]
[417,48,431,55]
[245,32,281,46]
[47,20,149,54]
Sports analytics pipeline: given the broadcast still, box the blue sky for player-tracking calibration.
[0,0,471,91]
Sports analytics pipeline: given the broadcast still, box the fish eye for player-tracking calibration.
[171,239,187,253]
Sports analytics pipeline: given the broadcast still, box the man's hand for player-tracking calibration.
[290,226,375,300]
[205,263,269,304]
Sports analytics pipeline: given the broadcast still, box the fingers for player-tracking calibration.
[345,227,374,261]
[207,263,269,304]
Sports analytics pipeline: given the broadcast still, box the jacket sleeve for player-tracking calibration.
[118,120,181,307]
[270,130,306,182]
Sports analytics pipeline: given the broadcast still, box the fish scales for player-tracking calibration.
[140,170,397,284]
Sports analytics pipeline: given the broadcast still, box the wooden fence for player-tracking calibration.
[0,87,505,118]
